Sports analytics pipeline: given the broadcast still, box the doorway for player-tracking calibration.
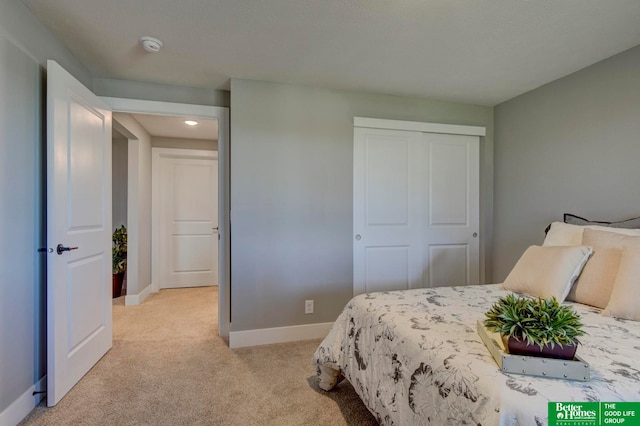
[105,98,230,338]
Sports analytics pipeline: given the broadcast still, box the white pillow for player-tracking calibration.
[543,222,640,247]
[502,245,593,301]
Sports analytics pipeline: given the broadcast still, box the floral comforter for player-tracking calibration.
[313,285,640,425]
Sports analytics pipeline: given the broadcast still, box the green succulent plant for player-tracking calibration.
[483,293,585,349]
[112,225,127,274]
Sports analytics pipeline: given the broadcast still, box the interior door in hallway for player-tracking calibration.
[353,124,480,294]
[155,149,219,289]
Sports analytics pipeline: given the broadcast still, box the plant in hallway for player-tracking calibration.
[112,225,127,298]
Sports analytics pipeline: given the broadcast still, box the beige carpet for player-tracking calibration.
[19,287,376,426]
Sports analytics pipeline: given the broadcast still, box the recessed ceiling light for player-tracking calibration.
[184,120,198,126]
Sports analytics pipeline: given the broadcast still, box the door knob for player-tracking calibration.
[355,234,361,241]
[56,244,78,255]
[473,232,478,238]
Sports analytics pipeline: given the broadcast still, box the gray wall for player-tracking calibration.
[0,0,91,418]
[230,79,494,331]
[112,136,128,229]
[152,136,218,151]
[0,30,43,417]
[113,113,153,298]
[493,44,640,281]
[0,1,91,88]
[94,78,229,108]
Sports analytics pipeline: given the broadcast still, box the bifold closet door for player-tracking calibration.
[353,128,479,295]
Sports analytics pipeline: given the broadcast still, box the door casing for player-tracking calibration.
[100,97,230,338]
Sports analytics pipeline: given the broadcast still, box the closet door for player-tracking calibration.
[353,127,479,294]
[423,133,479,287]
[353,128,424,294]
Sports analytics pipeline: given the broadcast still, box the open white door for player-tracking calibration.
[46,60,112,406]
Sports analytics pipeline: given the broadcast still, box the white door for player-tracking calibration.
[353,127,479,294]
[353,128,425,293]
[154,149,218,289]
[423,132,480,287]
[46,60,112,406]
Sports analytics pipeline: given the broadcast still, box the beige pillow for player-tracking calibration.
[543,222,640,247]
[543,222,585,246]
[502,245,593,301]
[602,248,640,320]
[582,228,640,248]
[566,229,640,307]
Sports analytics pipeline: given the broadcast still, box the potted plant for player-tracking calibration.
[112,225,127,298]
[483,293,585,360]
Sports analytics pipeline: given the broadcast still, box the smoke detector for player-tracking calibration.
[139,36,163,53]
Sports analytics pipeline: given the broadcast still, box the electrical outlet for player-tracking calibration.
[305,299,314,314]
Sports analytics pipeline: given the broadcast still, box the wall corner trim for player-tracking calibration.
[0,376,46,426]
[354,117,486,136]
[124,283,153,306]
[229,322,334,349]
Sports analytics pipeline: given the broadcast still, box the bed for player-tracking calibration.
[313,220,640,425]
[313,284,640,425]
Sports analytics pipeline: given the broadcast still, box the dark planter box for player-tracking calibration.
[112,272,125,298]
[507,336,577,360]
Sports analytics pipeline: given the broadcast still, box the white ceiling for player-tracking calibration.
[130,114,218,140]
[21,0,640,106]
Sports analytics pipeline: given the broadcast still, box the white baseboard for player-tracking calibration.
[125,283,153,306]
[229,322,333,349]
[0,376,46,426]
